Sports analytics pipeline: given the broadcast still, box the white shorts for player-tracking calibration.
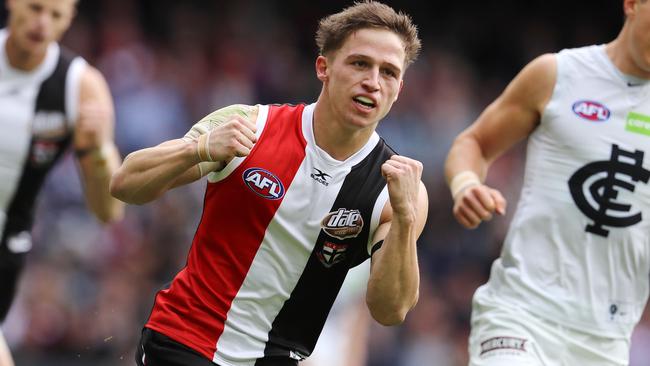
[468,290,630,366]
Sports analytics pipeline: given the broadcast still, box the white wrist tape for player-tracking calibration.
[204,130,214,162]
[196,130,215,162]
[450,171,481,199]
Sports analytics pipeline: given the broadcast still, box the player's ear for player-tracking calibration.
[624,0,638,17]
[316,55,329,82]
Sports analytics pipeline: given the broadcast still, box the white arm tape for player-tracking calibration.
[450,170,481,199]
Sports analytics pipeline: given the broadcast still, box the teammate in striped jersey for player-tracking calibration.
[0,1,124,364]
[111,2,428,365]
[446,0,650,365]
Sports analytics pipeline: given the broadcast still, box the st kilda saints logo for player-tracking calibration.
[569,144,650,237]
[317,241,348,268]
[318,208,364,267]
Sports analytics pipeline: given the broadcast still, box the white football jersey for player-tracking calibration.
[479,45,650,339]
[0,28,85,246]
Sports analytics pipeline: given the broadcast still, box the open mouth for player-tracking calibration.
[27,33,45,43]
[353,96,376,109]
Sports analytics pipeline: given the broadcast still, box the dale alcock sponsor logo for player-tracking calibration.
[321,208,363,240]
[572,100,610,122]
[32,111,67,138]
[243,167,285,200]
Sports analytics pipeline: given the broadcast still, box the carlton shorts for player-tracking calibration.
[468,291,630,366]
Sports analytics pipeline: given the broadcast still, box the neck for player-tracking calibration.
[605,26,650,79]
[312,96,375,161]
[5,35,47,71]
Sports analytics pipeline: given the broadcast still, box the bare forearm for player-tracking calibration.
[444,133,490,184]
[366,217,419,325]
[110,140,200,204]
[77,144,124,222]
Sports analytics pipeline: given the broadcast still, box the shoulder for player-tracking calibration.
[519,53,557,85]
[79,64,109,90]
[76,63,113,113]
[555,44,606,77]
[502,53,557,112]
[183,104,259,142]
[204,104,259,123]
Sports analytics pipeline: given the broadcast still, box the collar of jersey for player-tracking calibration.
[302,102,380,168]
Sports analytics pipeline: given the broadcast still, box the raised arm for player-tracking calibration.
[73,65,124,223]
[366,155,428,326]
[444,53,557,228]
[109,105,258,205]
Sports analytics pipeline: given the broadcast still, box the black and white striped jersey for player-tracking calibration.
[0,29,86,250]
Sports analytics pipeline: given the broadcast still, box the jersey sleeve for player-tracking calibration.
[183,104,258,176]
[183,104,257,141]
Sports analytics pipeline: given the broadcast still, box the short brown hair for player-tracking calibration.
[315,1,421,67]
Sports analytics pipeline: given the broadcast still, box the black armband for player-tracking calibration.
[370,240,384,256]
[74,146,99,159]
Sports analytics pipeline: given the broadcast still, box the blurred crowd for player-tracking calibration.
[2,0,650,365]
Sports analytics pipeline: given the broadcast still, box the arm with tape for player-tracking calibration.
[109,104,258,205]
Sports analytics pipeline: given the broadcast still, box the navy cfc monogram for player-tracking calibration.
[569,144,650,237]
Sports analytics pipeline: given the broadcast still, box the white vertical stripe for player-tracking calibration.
[0,91,33,237]
[64,57,87,126]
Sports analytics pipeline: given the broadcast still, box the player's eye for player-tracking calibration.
[382,68,397,78]
[29,3,43,13]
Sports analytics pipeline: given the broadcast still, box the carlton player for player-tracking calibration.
[0,0,124,364]
[110,2,428,365]
[445,0,650,365]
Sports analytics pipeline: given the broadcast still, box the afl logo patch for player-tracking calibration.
[243,168,285,200]
[572,100,610,122]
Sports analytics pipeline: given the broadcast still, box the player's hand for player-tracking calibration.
[205,115,257,162]
[74,101,113,150]
[453,184,506,229]
[382,155,423,224]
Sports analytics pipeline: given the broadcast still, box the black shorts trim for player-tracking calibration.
[136,328,215,366]
[136,328,298,366]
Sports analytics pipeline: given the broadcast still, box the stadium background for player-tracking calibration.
[2,0,649,365]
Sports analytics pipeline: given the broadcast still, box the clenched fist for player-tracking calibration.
[382,155,423,224]
[197,115,258,163]
[452,184,506,229]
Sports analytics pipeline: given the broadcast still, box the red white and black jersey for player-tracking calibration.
[146,103,395,365]
[0,29,86,250]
